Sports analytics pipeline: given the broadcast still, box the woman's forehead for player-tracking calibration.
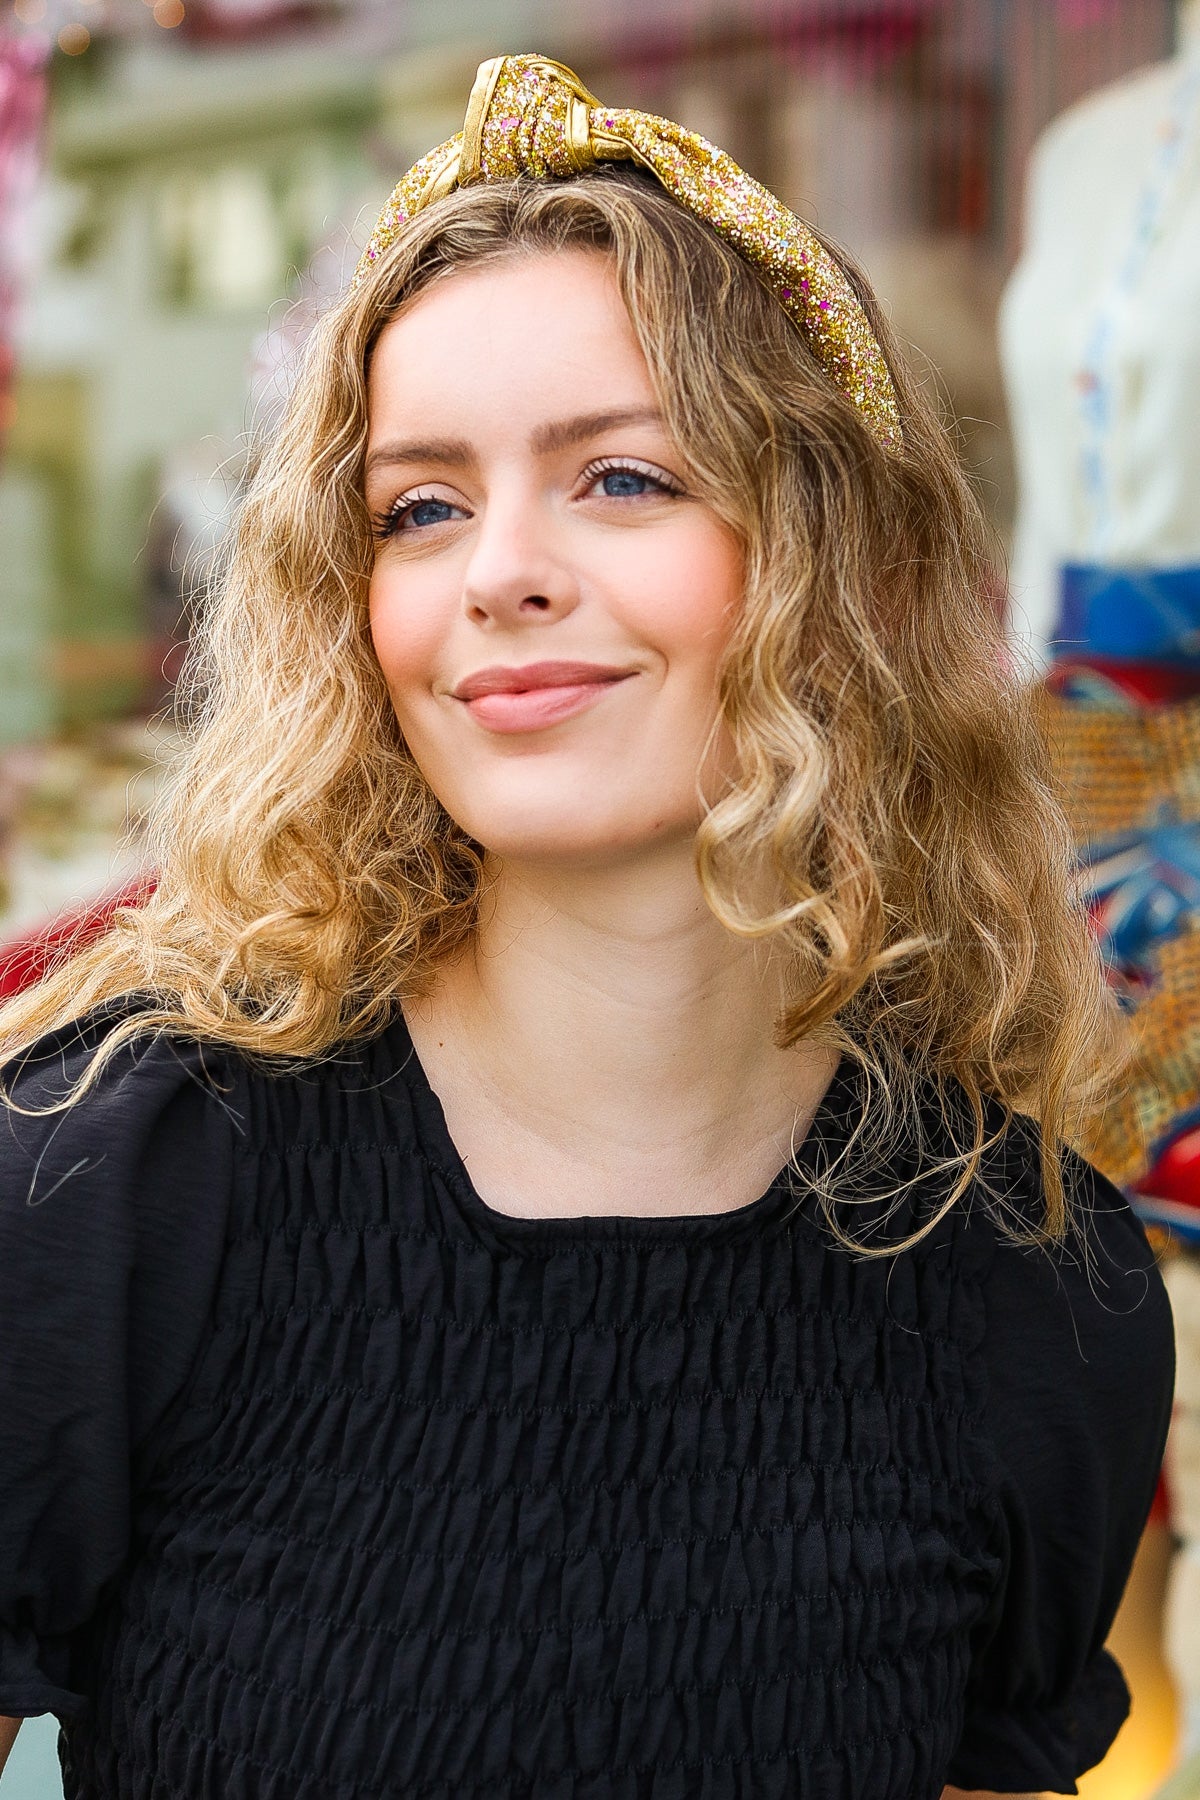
[365,252,662,452]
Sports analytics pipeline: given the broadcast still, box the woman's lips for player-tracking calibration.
[453,662,636,730]
[462,676,631,733]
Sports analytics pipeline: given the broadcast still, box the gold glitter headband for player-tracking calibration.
[351,54,902,453]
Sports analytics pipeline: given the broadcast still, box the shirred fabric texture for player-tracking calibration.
[0,1010,1175,1799]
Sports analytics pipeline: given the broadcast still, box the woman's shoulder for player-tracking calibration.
[209,1005,428,1152]
[858,1073,1175,1402]
[968,1094,1169,1317]
[892,1073,1163,1276]
[959,1094,1174,1621]
[1,1001,239,1188]
[0,1000,423,1188]
[944,1088,1174,1379]
[943,1102,1175,1793]
[0,1003,245,1461]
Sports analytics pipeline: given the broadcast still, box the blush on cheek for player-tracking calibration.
[368,582,433,708]
[366,585,453,795]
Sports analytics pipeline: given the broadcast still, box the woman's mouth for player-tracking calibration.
[452,662,636,734]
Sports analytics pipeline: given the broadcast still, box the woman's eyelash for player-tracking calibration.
[578,456,683,496]
[370,458,683,543]
[370,490,451,542]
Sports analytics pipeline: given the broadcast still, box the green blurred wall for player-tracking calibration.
[1,32,387,738]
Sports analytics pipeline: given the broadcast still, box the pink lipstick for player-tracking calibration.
[452,661,634,733]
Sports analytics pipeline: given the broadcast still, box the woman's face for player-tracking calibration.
[364,248,744,866]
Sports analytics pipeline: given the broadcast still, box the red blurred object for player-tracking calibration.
[1134,1121,1200,1212]
[1046,653,1200,705]
[0,875,155,1000]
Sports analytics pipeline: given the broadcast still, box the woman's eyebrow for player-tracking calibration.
[363,407,666,480]
[530,406,665,454]
[364,436,469,478]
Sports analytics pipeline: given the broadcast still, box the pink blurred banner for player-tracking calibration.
[0,29,49,453]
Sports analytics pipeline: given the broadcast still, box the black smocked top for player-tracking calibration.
[0,1010,1176,1799]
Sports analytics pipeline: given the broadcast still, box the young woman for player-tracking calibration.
[0,54,1174,1800]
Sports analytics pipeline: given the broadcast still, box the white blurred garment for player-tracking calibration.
[999,27,1200,668]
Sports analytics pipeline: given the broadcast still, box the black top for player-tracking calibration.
[0,1008,1175,1800]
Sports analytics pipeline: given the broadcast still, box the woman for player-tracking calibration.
[0,54,1174,1800]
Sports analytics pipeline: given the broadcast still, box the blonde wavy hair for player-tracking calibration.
[0,167,1124,1248]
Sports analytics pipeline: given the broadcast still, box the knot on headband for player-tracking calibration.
[353,53,902,453]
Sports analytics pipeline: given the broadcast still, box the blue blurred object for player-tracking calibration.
[1131,1193,1200,1245]
[1058,563,1200,664]
[1081,820,1200,980]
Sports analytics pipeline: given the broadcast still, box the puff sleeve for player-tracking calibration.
[0,1014,236,1721]
[947,1144,1176,1795]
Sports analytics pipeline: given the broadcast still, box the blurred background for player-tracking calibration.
[2,1,1199,1796]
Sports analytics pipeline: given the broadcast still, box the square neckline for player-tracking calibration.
[388,1009,865,1244]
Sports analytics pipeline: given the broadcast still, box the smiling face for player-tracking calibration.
[364,249,744,868]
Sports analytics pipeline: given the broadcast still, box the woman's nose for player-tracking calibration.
[460,488,582,629]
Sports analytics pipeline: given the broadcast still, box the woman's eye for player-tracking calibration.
[372,493,466,541]
[599,468,653,497]
[583,459,681,502]
[406,498,457,528]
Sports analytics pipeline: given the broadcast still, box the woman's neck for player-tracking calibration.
[1181,0,1200,49]
[403,844,840,1218]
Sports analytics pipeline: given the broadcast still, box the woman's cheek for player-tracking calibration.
[629,529,741,652]
[368,573,438,704]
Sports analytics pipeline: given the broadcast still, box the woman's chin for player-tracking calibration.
[457,807,698,870]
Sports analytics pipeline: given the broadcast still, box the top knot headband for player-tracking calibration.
[352,54,902,453]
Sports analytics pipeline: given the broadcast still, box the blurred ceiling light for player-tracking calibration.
[11,0,46,22]
[153,0,184,21]
[57,19,89,49]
